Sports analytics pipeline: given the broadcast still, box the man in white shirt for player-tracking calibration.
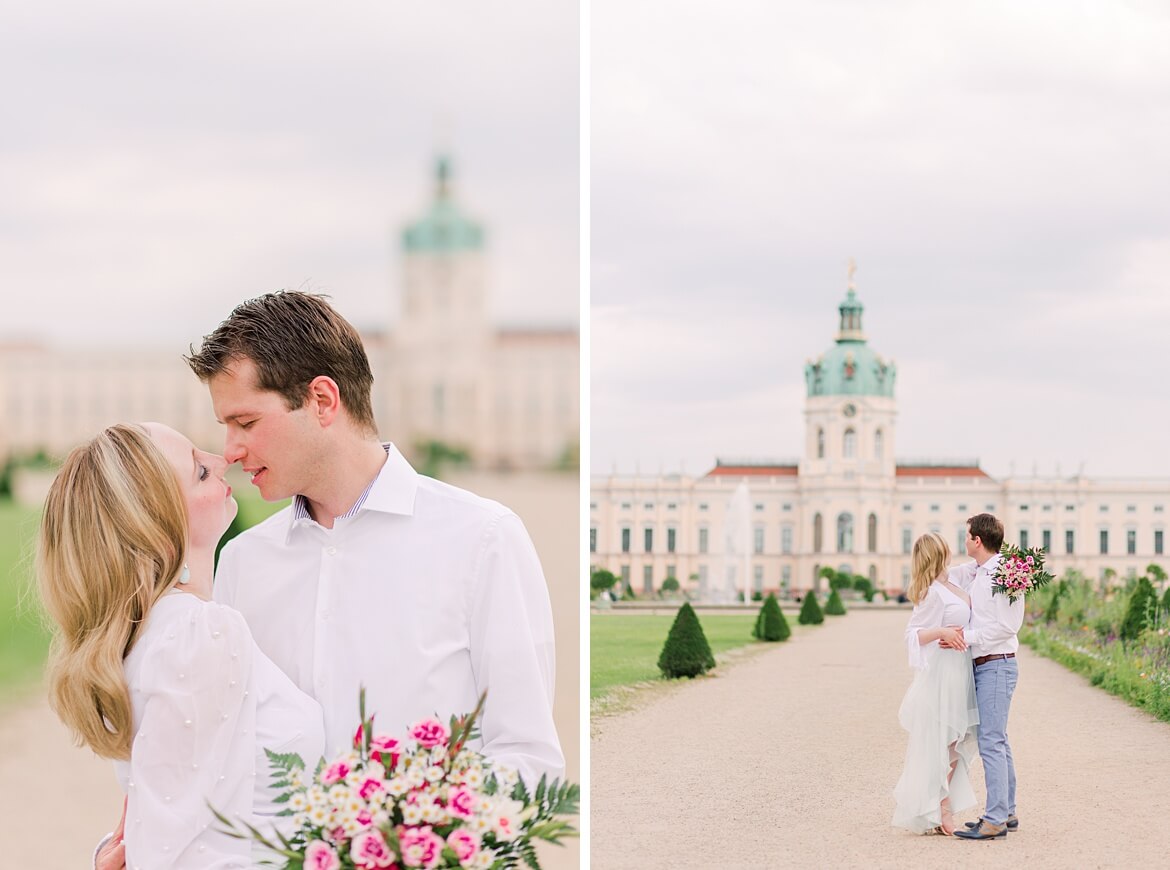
[945,513,1023,841]
[188,291,564,785]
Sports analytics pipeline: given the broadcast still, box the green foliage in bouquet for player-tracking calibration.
[824,588,847,616]
[798,592,824,626]
[1120,577,1159,642]
[658,602,716,678]
[753,593,790,642]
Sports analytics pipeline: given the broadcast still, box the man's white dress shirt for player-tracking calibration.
[214,443,564,788]
[949,554,1025,658]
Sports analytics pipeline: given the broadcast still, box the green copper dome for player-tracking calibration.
[401,156,485,254]
[804,287,896,397]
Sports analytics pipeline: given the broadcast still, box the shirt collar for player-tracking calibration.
[287,442,419,539]
[978,553,1002,573]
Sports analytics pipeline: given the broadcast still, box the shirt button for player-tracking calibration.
[326,546,337,556]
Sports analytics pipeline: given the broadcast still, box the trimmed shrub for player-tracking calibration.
[1120,577,1158,642]
[658,603,716,678]
[660,576,680,594]
[757,593,790,642]
[825,588,847,616]
[1162,585,1170,617]
[590,568,619,597]
[798,592,824,625]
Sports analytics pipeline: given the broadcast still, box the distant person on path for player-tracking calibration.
[39,423,325,867]
[891,532,980,835]
[945,513,1024,841]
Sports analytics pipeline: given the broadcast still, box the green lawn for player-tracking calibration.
[0,494,289,704]
[590,612,761,699]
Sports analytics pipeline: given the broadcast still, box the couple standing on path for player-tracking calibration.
[36,291,564,868]
[893,513,1024,840]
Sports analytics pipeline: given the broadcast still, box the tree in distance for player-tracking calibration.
[825,587,847,616]
[798,591,824,625]
[754,593,790,642]
[658,602,716,678]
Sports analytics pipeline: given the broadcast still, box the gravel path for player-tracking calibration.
[590,609,1170,869]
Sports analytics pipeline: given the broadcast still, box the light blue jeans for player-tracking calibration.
[973,658,1018,826]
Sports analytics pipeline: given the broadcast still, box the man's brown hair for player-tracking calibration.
[966,513,1005,553]
[186,291,376,432]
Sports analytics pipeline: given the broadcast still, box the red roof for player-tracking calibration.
[705,465,799,478]
[896,466,990,478]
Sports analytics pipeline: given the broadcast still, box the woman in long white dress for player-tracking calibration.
[38,423,325,868]
[891,532,980,835]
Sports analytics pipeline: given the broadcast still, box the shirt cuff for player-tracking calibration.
[93,833,113,869]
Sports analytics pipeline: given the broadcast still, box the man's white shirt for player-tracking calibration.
[949,554,1024,658]
[214,443,564,788]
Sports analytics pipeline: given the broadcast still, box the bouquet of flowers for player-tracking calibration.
[991,543,1055,603]
[213,690,578,869]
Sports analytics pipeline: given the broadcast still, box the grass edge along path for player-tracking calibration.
[590,611,812,719]
[1021,623,1170,725]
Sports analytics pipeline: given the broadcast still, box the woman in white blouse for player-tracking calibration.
[891,532,981,836]
[38,422,324,868]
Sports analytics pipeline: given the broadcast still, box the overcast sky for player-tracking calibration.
[592,0,1170,481]
[0,1,578,346]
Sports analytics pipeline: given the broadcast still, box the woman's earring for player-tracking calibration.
[178,564,191,584]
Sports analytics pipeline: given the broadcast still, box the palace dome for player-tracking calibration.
[401,155,484,254]
[804,286,896,398]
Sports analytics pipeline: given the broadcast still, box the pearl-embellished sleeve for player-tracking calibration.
[904,584,944,671]
[124,602,256,869]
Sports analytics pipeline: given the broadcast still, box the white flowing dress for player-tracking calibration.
[891,581,980,834]
[114,591,325,868]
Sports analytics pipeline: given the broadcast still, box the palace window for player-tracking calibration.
[843,428,856,459]
[667,527,677,553]
[753,565,764,593]
[1127,529,1136,555]
[874,428,884,459]
[621,527,631,553]
[1156,530,1164,555]
[867,513,877,553]
[698,527,709,554]
[837,513,854,553]
[781,565,791,589]
[1100,529,1109,555]
[620,565,630,592]
[813,513,824,553]
[902,526,912,554]
[956,527,966,554]
[1042,529,1052,552]
[817,427,825,459]
[1127,505,1137,513]
[589,528,597,553]
[754,526,765,554]
[1020,529,1029,549]
[755,503,765,512]
[1065,530,1075,555]
[781,525,793,554]
[643,565,653,594]
[644,528,654,553]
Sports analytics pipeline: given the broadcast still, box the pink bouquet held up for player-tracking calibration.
[991,543,1055,604]
[212,689,578,869]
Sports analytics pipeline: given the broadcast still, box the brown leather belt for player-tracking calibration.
[973,653,1016,667]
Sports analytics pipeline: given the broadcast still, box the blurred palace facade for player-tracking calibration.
[0,157,578,472]
[590,281,1167,597]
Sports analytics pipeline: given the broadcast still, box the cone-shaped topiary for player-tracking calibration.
[798,591,824,625]
[658,602,717,678]
[1120,577,1157,641]
[752,605,764,639]
[1162,584,1170,617]
[825,587,847,616]
[758,593,790,642]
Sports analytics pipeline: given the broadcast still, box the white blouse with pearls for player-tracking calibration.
[114,591,324,869]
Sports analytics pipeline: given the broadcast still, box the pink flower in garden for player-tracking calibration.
[447,828,481,864]
[371,734,403,767]
[350,829,398,869]
[446,784,477,819]
[398,825,444,869]
[321,759,351,786]
[305,840,342,870]
[410,717,450,748]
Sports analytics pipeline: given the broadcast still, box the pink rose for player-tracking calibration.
[410,717,450,749]
[447,828,481,864]
[306,840,342,870]
[321,759,351,786]
[350,829,398,869]
[358,776,386,801]
[446,785,477,819]
[371,734,403,768]
[398,825,444,869]
[1026,555,1034,565]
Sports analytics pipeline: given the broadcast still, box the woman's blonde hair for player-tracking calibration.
[908,531,951,605]
[37,423,188,760]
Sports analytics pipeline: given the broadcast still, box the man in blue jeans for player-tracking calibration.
[945,513,1024,840]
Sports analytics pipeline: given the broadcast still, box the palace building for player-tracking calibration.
[0,156,578,473]
[589,279,1167,598]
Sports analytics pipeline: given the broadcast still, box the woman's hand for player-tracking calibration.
[938,626,967,651]
[95,798,127,870]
